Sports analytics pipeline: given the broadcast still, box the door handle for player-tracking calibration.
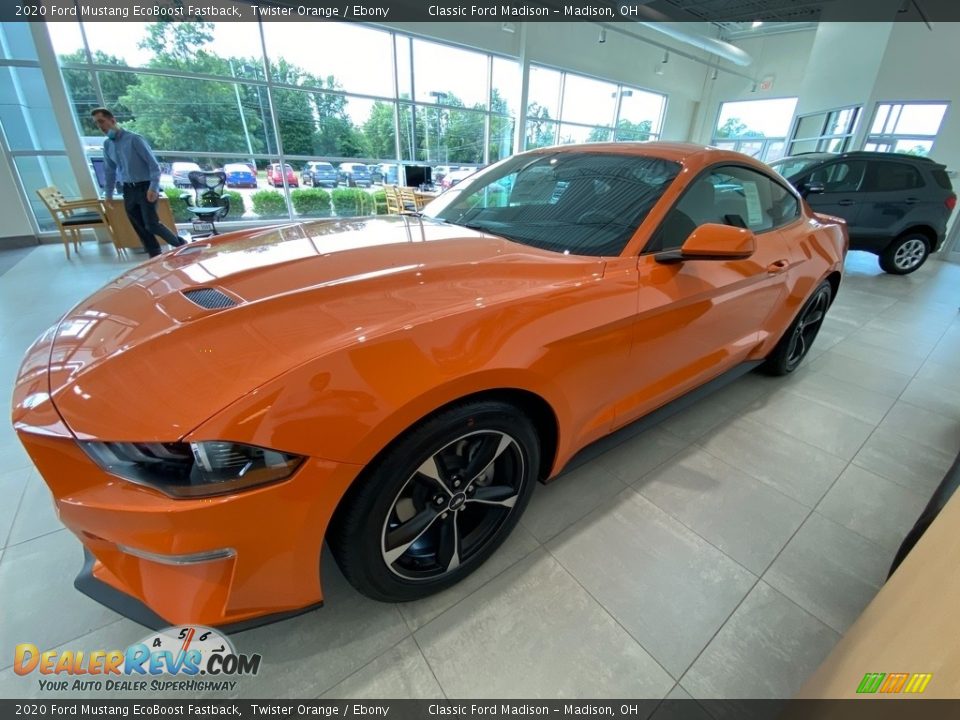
[837,199,856,206]
[767,259,790,274]
[905,197,920,204]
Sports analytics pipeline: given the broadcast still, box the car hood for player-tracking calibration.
[13,216,601,442]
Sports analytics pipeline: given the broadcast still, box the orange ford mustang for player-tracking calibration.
[12,143,847,630]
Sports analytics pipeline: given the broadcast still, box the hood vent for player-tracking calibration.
[182,288,238,310]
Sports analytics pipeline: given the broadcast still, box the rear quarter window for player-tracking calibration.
[863,161,924,192]
[931,168,953,190]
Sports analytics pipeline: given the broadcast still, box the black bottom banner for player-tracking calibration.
[2,700,960,720]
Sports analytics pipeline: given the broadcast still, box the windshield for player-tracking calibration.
[423,151,681,257]
[770,157,829,181]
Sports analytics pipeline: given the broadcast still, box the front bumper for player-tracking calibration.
[16,429,362,629]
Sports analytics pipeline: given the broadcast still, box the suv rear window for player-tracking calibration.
[931,168,953,190]
[862,161,924,192]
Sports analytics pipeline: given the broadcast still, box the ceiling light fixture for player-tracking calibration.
[752,21,763,28]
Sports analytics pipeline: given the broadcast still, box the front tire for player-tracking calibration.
[328,401,540,602]
[761,281,832,376]
[879,233,930,275]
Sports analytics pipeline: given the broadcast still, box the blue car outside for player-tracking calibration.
[224,163,258,189]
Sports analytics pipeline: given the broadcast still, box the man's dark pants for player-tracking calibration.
[122,182,185,257]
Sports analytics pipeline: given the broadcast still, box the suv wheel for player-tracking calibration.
[880,233,930,275]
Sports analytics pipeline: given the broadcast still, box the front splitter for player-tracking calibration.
[74,548,324,634]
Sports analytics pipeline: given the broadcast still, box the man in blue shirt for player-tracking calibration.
[92,107,186,257]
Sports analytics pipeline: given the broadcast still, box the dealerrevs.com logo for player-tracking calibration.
[14,626,261,693]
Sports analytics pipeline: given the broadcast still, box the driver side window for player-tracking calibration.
[804,161,866,193]
[647,165,799,253]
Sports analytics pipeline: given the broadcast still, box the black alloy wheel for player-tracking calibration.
[762,281,832,375]
[381,429,524,581]
[328,401,539,602]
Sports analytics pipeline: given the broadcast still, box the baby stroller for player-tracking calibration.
[183,170,231,239]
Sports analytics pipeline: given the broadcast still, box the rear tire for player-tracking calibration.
[761,281,832,376]
[328,401,539,602]
[879,233,930,275]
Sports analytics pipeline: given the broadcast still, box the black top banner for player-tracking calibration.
[5,0,960,23]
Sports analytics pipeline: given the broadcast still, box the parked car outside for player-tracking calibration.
[367,165,384,185]
[377,163,400,185]
[171,162,202,188]
[222,163,258,189]
[13,143,847,624]
[339,162,372,188]
[440,167,477,190]
[267,163,299,188]
[432,165,456,184]
[771,151,956,274]
[301,161,339,188]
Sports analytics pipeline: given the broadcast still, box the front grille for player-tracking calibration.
[182,288,237,310]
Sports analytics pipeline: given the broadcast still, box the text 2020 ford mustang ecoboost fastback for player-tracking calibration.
[12,143,847,629]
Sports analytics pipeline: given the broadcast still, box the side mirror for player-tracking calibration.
[655,223,757,264]
[801,181,825,198]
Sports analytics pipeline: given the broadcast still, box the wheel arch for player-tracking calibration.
[825,270,842,307]
[891,225,937,250]
[324,386,560,544]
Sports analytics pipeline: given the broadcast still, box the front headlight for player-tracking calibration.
[80,440,304,498]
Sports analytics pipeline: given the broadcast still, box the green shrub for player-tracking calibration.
[250,190,287,218]
[291,188,332,217]
[161,187,192,223]
[331,188,373,218]
[224,190,244,220]
[371,189,388,215]
[461,185,508,210]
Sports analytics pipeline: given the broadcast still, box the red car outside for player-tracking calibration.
[266,163,298,187]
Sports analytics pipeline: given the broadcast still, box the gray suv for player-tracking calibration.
[771,152,956,274]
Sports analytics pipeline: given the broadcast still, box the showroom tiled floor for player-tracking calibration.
[1,242,959,704]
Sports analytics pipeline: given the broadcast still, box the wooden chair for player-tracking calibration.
[397,185,423,212]
[384,185,404,215]
[36,186,113,259]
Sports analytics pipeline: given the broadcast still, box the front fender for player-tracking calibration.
[186,335,573,470]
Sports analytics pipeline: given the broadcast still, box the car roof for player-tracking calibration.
[770,153,834,163]
[776,150,943,167]
[520,141,779,174]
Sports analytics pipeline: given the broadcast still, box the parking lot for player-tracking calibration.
[159,171,387,220]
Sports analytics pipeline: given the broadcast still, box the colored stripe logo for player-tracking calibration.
[857,672,932,694]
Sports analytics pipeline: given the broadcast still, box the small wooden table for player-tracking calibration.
[103,197,178,258]
[414,190,441,207]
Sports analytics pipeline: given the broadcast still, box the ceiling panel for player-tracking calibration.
[656,0,831,22]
